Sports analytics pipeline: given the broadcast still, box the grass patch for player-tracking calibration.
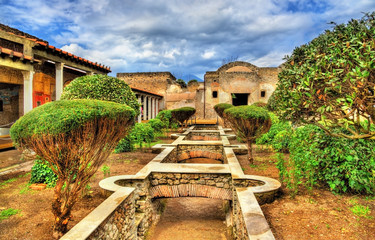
[350,205,372,219]
[0,208,21,221]
[0,173,29,189]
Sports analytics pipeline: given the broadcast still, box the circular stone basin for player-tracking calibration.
[183,158,222,164]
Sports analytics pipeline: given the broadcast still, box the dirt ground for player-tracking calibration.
[0,135,374,240]
[235,142,375,240]
[147,197,228,240]
[0,150,158,240]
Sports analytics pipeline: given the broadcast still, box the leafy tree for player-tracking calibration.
[224,105,271,163]
[171,107,196,128]
[10,100,135,237]
[61,74,140,115]
[273,13,375,139]
[176,79,187,88]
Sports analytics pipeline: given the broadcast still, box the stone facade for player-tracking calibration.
[87,192,137,240]
[204,61,280,119]
[117,61,279,119]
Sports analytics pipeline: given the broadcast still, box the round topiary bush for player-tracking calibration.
[224,105,271,163]
[61,74,140,115]
[214,103,233,118]
[171,107,196,127]
[10,99,135,237]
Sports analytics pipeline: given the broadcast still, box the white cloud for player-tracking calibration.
[201,50,216,59]
[1,0,375,76]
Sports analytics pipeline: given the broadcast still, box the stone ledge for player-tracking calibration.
[61,187,135,240]
[236,187,275,240]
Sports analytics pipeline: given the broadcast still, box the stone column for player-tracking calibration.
[156,98,159,116]
[137,95,142,123]
[143,96,147,121]
[22,70,34,114]
[55,62,64,100]
[151,97,155,119]
[148,96,152,120]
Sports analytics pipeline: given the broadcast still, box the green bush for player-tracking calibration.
[256,112,292,152]
[148,118,165,134]
[213,103,233,118]
[10,100,135,141]
[251,102,267,108]
[277,125,375,195]
[30,158,58,187]
[131,123,155,148]
[171,107,196,126]
[114,134,135,153]
[176,79,187,88]
[224,105,271,163]
[61,74,140,115]
[156,110,174,128]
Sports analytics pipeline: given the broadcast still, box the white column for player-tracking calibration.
[148,96,152,120]
[143,96,147,121]
[22,70,34,114]
[137,95,142,123]
[55,62,64,100]
[151,97,155,118]
[156,98,159,116]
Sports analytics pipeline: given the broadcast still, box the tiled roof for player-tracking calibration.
[130,86,163,98]
[0,23,110,72]
[0,46,41,63]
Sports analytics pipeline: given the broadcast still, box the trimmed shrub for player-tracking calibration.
[171,107,196,127]
[224,105,271,163]
[277,125,375,195]
[214,103,233,119]
[61,74,140,115]
[251,102,267,108]
[10,99,135,237]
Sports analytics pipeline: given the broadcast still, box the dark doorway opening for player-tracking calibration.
[232,93,249,106]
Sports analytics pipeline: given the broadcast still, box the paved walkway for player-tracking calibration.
[149,197,229,240]
[0,149,33,178]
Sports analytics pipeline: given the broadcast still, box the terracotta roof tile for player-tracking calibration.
[0,23,110,72]
[130,86,163,98]
[0,46,40,63]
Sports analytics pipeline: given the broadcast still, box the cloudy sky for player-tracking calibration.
[1,0,374,79]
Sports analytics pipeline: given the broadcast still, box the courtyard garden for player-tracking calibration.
[0,13,374,240]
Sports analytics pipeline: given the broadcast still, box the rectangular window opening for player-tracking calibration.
[261,90,266,98]
[212,91,218,98]
[0,99,3,112]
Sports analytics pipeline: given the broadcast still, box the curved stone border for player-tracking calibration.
[64,125,281,240]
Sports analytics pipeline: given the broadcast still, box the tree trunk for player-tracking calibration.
[247,140,254,164]
[51,178,72,239]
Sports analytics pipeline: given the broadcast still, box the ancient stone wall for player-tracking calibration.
[203,61,280,119]
[232,190,249,239]
[117,72,176,96]
[149,173,233,199]
[0,83,20,125]
[87,192,137,240]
